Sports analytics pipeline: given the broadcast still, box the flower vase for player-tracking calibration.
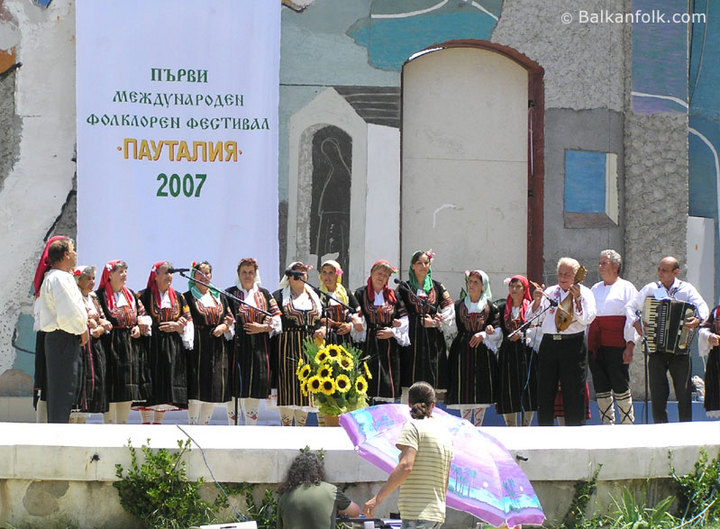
[322,414,341,427]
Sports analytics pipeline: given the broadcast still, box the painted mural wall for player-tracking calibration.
[0,0,718,410]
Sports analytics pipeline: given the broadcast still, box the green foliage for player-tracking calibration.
[234,483,277,529]
[606,485,677,529]
[671,448,720,527]
[114,438,221,529]
[558,465,603,529]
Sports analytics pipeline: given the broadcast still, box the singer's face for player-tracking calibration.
[508,280,525,304]
[557,264,575,291]
[320,265,338,290]
[411,254,430,280]
[155,267,172,291]
[77,272,96,296]
[239,264,256,290]
[109,267,127,291]
[466,274,483,301]
[371,268,390,292]
[192,265,211,294]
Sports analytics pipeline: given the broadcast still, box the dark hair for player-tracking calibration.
[111,260,128,273]
[411,251,429,265]
[278,452,326,494]
[193,261,212,274]
[408,381,436,419]
[237,257,258,273]
[47,237,72,265]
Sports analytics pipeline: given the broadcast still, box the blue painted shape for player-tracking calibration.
[34,0,52,6]
[11,313,38,378]
[631,0,688,113]
[688,0,720,301]
[564,150,606,214]
[348,2,502,71]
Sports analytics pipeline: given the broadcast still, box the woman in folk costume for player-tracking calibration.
[225,257,282,425]
[353,260,409,402]
[495,275,538,426]
[317,260,362,347]
[72,265,111,420]
[95,260,152,424]
[32,235,67,422]
[446,270,500,426]
[698,306,720,419]
[272,261,323,426]
[138,261,193,424]
[183,261,233,425]
[396,250,455,397]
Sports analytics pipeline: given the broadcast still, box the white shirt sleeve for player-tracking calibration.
[392,315,410,347]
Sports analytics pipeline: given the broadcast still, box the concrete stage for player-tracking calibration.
[0,415,719,529]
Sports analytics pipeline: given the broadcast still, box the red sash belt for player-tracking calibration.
[588,315,626,356]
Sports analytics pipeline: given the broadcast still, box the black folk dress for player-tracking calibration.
[95,288,151,403]
[184,290,232,404]
[353,286,407,401]
[226,285,281,400]
[272,289,322,408]
[396,280,453,390]
[138,288,191,409]
[446,299,500,407]
[494,300,538,415]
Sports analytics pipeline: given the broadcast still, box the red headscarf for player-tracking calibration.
[147,261,177,307]
[99,260,134,312]
[504,275,531,324]
[33,235,66,298]
[367,260,397,304]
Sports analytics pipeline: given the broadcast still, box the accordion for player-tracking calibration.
[642,298,697,354]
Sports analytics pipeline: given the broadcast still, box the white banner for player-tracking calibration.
[76,0,280,292]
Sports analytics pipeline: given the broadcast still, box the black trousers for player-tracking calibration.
[649,352,692,423]
[588,345,630,394]
[44,329,82,423]
[537,333,587,426]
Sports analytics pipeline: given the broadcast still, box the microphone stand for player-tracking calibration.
[508,293,557,427]
[179,270,273,425]
[295,276,357,343]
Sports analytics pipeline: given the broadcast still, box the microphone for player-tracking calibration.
[167,267,191,274]
[393,278,410,288]
[284,269,304,279]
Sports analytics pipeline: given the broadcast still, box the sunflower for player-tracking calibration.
[325,344,343,361]
[335,374,351,393]
[320,377,336,395]
[338,355,353,371]
[318,363,333,379]
[307,375,322,394]
[315,348,330,364]
[355,375,368,394]
[297,364,312,381]
[300,380,309,397]
[363,362,372,380]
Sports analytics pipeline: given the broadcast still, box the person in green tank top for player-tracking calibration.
[276,451,360,529]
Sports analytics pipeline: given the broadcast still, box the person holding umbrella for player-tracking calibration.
[363,381,453,528]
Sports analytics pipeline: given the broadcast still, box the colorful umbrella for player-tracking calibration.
[339,404,545,527]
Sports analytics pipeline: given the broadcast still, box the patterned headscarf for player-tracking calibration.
[319,259,349,305]
[367,260,397,304]
[189,262,220,303]
[408,250,433,294]
[464,270,492,312]
[147,261,177,307]
[99,260,134,312]
[504,275,531,324]
[33,235,67,298]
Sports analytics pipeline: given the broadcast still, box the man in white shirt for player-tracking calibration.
[589,250,638,424]
[626,256,708,423]
[37,237,89,423]
[528,257,596,426]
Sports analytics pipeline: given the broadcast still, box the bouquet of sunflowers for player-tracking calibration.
[297,338,371,417]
